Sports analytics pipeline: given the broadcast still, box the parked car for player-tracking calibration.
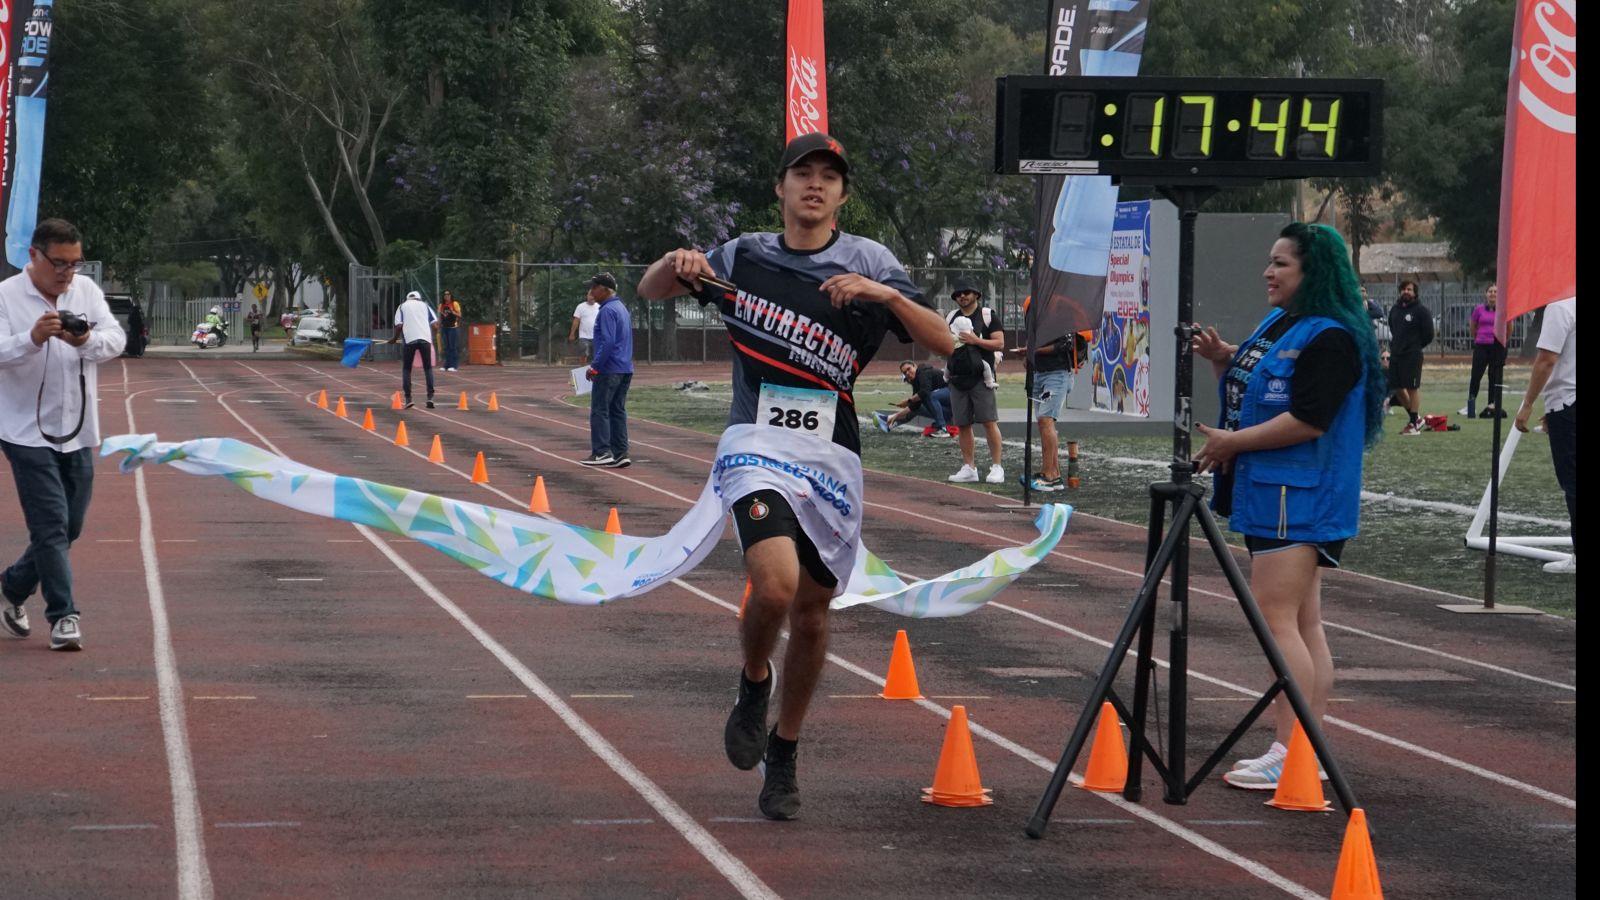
[290,314,334,345]
[104,293,144,356]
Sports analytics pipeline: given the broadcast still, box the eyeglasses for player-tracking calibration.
[33,250,86,274]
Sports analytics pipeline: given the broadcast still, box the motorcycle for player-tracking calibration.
[192,320,229,349]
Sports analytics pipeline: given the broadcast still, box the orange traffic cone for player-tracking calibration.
[334,396,348,418]
[471,452,489,484]
[738,579,752,619]
[361,408,375,431]
[316,389,329,409]
[394,421,410,447]
[528,476,550,514]
[1076,702,1129,792]
[880,629,924,700]
[604,507,622,535]
[921,706,993,807]
[1266,722,1332,812]
[457,391,469,411]
[487,392,500,412]
[428,435,445,463]
[1330,808,1384,900]
[391,391,403,410]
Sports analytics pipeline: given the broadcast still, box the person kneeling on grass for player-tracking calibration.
[874,361,954,437]
[1191,222,1382,791]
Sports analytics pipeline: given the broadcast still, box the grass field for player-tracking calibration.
[582,359,1575,617]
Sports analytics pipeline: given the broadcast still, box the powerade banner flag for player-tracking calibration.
[3,0,51,269]
[1495,0,1576,341]
[1027,0,1150,366]
[786,0,828,142]
[0,0,15,224]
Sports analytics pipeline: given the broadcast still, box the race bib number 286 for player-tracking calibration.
[758,383,837,438]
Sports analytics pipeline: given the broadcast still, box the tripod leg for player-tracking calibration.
[1193,503,1362,815]
[1164,493,1198,804]
[1026,508,1195,839]
[1123,489,1168,803]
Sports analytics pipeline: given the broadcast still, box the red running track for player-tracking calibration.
[0,358,1574,899]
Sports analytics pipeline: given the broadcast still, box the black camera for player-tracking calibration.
[57,310,90,336]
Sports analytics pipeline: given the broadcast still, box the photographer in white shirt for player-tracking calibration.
[0,219,125,651]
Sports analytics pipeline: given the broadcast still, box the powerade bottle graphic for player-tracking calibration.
[6,1,55,270]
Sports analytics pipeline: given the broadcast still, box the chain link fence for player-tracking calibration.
[139,282,244,346]
[351,258,1031,366]
[1364,281,1531,354]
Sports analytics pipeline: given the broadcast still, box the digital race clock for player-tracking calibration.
[994,76,1382,182]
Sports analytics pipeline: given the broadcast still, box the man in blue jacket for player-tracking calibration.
[580,273,634,468]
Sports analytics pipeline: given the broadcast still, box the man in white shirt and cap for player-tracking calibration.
[0,219,126,651]
[390,290,439,409]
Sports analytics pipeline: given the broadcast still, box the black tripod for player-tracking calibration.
[1025,186,1360,838]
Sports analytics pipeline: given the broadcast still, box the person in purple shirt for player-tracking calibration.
[1461,284,1505,418]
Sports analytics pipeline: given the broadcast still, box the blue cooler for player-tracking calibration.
[341,338,373,368]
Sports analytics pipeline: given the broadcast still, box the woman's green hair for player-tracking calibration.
[1280,222,1385,446]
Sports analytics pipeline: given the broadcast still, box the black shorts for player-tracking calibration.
[1245,536,1346,569]
[730,490,839,588]
[1388,351,1423,390]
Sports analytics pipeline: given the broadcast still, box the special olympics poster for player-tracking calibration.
[1089,201,1152,416]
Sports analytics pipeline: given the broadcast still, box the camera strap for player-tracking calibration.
[36,341,87,445]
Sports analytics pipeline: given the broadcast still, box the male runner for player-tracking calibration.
[637,133,954,820]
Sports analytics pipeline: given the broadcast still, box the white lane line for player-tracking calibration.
[573,818,653,826]
[127,386,215,900]
[300,360,1574,800]
[275,577,324,582]
[87,696,150,702]
[208,364,781,900]
[571,694,634,699]
[991,601,1577,811]
[70,824,159,832]
[466,694,528,700]
[214,821,300,829]
[495,398,1576,689]
[193,696,256,701]
[670,580,1321,900]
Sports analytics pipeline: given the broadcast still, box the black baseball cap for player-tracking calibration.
[780,132,850,175]
[587,272,617,290]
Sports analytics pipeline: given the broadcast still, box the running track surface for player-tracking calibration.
[0,358,1574,899]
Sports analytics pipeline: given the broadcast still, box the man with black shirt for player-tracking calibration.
[1017,331,1084,492]
[637,132,953,820]
[1387,280,1433,434]
[944,281,1005,484]
[874,360,952,436]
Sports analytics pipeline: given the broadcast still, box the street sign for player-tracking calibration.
[253,282,269,300]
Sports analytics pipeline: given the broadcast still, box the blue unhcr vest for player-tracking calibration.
[1217,309,1365,542]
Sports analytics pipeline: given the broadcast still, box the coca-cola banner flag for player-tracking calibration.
[1495,0,1576,340]
[3,0,51,269]
[786,0,828,142]
[1027,0,1150,370]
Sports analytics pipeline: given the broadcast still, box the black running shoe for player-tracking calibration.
[758,738,800,820]
[404,400,415,409]
[426,399,435,409]
[605,455,632,468]
[724,664,773,770]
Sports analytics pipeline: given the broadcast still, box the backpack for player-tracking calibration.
[945,308,995,390]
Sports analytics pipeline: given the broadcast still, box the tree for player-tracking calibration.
[39,0,217,280]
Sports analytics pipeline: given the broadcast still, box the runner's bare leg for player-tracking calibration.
[742,536,832,740]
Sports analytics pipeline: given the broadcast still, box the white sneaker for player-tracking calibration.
[1222,742,1286,790]
[948,464,979,483]
[1458,406,1472,417]
[985,464,1004,484]
[1544,555,1576,574]
[50,614,82,651]
[872,411,893,434]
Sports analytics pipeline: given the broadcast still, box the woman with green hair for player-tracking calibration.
[1190,222,1382,790]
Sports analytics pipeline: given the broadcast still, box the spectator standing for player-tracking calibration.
[944,280,1006,484]
[389,290,437,409]
[1017,331,1084,492]
[126,298,146,358]
[1462,284,1506,418]
[580,273,632,468]
[569,286,601,363]
[246,302,263,352]
[0,218,127,651]
[874,361,953,436]
[1514,297,1576,574]
[437,289,463,371]
[1387,279,1433,434]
